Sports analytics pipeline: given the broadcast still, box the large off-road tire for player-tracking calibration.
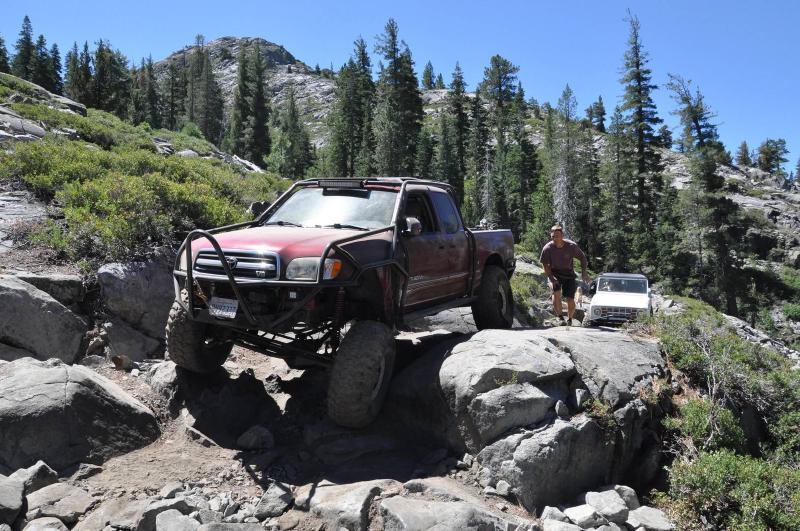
[165,301,233,373]
[327,320,396,428]
[472,265,513,330]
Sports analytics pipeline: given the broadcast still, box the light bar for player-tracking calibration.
[319,179,364,189]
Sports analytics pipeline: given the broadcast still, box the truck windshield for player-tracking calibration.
[597,278,648,294]
[264,187,398,230]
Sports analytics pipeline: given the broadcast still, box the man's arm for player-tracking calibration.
[543,262,556,284]
[574,244,589,281]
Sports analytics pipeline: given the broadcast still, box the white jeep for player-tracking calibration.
[584,273,652,327]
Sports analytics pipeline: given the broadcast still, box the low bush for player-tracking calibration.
[662,450,800,531]
[663,397,745,453]
[783,302,800,320]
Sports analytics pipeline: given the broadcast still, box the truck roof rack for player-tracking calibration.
[298,177,453,191]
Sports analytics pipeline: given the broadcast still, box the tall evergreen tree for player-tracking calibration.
[49,43,62,94]
[93,40,132,118]
[415,126,435,178]
[479,54,519,145]
[355,104,376,176]
[433,112,459,189]
[756,138,789,176]
[464,89,490,225]
[447,62,469,203]
[31,34,52,91]
[372,19,423,176]
[0,36,10,74]
[668,74,745,314]
[145,55,160,128]
[421,61,434,90]
[245,44,270,165]
[735,141,752,167]
[527,105,556,249]
[506,85,538,238]
[620,11,663,267]
[269,87,313,178]
[434,73,445,89]
[161,55,186,130]
[597,107,635,271]
[128,61,148,125]
[12,16,34,80]
[224,44,251,157]
[591,95,606,132]
[551,84,580,238]
[657,124,672,149]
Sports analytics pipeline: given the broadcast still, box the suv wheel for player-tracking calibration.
[472,265,513,330]
[327,320,396,428]
[165,301,233,373]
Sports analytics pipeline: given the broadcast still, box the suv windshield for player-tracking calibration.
[264,187,398,230]
[597,277,648,294]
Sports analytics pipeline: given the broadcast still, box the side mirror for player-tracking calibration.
[403,217,422,237]
[589,281,597,296]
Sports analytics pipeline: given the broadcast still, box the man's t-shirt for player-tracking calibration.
[540,239,587,276]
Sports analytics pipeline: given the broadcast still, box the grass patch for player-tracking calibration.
[510,269,549,315]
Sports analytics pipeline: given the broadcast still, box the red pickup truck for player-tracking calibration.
[170,177,515,427]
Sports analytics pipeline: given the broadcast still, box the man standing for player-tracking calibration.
[540,225,590,325]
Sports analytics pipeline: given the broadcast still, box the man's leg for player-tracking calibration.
[552,290,562,318]
[566,297,575,322]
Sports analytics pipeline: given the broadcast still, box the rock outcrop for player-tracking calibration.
[0,276,88,363]
[0,358,159,472]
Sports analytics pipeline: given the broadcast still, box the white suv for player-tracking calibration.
[585,273,652,327]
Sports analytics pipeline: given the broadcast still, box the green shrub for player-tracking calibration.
[180,122,204,139]
[510,271,549,315]
[783,303,800,320]
[663,397,745,452]
[662,450,800,531]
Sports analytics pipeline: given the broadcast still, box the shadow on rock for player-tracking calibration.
[178,367,282,449]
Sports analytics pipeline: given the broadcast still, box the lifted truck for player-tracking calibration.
[169,177,515,427]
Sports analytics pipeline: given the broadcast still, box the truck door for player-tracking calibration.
[401,192,452,307]
[428,190,470,298]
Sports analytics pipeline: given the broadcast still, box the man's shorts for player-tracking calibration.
[552,273,577,299]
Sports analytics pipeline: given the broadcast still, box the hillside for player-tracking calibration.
[153,37,336,147]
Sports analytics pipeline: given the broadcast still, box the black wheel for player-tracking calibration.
[165,301,233,373]
[582,317,595,328]
[472,265,513,330]
[327,320,396,428]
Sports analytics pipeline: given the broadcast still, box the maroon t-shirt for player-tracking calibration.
[540,239,587,276]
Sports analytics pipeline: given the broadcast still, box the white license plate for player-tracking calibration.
[208,297,238,319]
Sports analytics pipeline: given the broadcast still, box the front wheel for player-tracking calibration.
[165,301,233,373]
[327,320,396,428]
[471,265,513,330]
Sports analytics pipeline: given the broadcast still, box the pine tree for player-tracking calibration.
[447,62,469,204]
[433,112,459,188]
[77,42,93,106]
[93,40,132,118]
[592,95,606,132]
[355,104,375,176]
[668,74,745,314]
[49,43,62,94]
[12,16,34,80]
[128,61,147,125]
[145,55,160,128]
[735,141,752,167]
[372,19,422,176]
[224,44,251,156]
[551,85,579,238]
[0,36,10,74]
[756,138,789,176]
[245,44,270,166]
[161,55,186,130]
[597,107,635,271]
[464,89,489,225]
[505,86,538,238]
[620,12,663,268]
[421,61,434,90]
[31,34,52,91]
[415,126,435,178]
[434,73,445,89]
[269,87,313,178]
[575,123,601,261]
[480,55,519,146]
[657,124,672,149]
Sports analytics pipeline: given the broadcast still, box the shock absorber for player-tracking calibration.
[331,287,346,351]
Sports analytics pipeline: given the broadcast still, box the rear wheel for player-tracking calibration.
[327,320,396,428]
[472,265,513,330]
[165,301,233,373]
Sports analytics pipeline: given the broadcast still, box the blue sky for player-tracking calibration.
[2,1,798,171]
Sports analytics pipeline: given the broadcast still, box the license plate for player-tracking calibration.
[208,297,238,319]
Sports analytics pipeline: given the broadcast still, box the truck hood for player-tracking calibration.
[191,226,364,260]
[590,291,650,309]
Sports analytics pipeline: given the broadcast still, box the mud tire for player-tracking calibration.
[327,320,396,428]
[472,265,513,330]
[165,301,233,373]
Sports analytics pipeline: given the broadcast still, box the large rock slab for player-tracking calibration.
[380,496,535,531]
[477,416,614,511]
[98,256,175,339]
[0,476,24,525]
[0,358,160,472]
[296,479,400,530]
[538,328,664,407]
[0,276,88,363]
[440,329,575,452]
[8,460,58,495]
[26,482,95,525]
[103,318,161,362]
[11,273,85,306]
[72,496,151,531]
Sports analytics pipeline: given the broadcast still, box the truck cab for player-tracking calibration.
[585,273,652,326]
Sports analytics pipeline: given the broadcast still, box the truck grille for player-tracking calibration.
[194,249,279,280]
[599,306,641,320]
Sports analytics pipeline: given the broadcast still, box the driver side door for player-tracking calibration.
[402,192,452,308]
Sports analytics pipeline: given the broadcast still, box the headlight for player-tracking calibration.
[593,307,601,317]
[286,257,342,281]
